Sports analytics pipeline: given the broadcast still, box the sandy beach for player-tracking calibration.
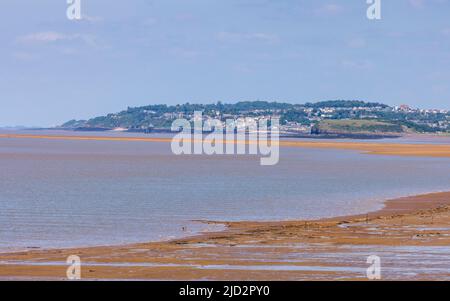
[0,191,449,280]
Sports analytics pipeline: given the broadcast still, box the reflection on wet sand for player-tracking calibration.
[1,192,450,280]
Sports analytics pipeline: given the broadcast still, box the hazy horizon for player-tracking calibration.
[1,0,450,127]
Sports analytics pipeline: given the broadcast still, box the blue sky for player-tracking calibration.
[1,0,450,126]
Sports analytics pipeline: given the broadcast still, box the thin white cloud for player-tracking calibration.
[16,31,100,48]
[233,63,253,74]
[216,31,279,44]
[12,51,36,61]
[409,0,450,8]
[315,4,344,16]
[175,13,195,22]
[408,0,425,8]
[17,31,73,43]
[169,48,207,59]
[81,15,104,23]
[341,59,374,71]
[431,84,449,94]
[347,38,366,49]
[142,17,158,26]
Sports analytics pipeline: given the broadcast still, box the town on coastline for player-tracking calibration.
[60,100,450,139]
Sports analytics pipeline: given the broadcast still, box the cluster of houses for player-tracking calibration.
[108,102,450,134]
[151,104,449,133]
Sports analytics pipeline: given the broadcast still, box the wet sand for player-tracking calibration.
[1,133,450,158]
[1,191,450,280]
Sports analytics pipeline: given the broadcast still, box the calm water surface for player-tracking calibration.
[1,130,450,251]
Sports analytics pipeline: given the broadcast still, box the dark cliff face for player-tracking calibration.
[308,120,404,139]
[311,124,321,135]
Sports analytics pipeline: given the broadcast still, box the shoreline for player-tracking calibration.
[1,133,449,280]
[1,133,450,158]
[1,191,450,280]
[0,189,445,255]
